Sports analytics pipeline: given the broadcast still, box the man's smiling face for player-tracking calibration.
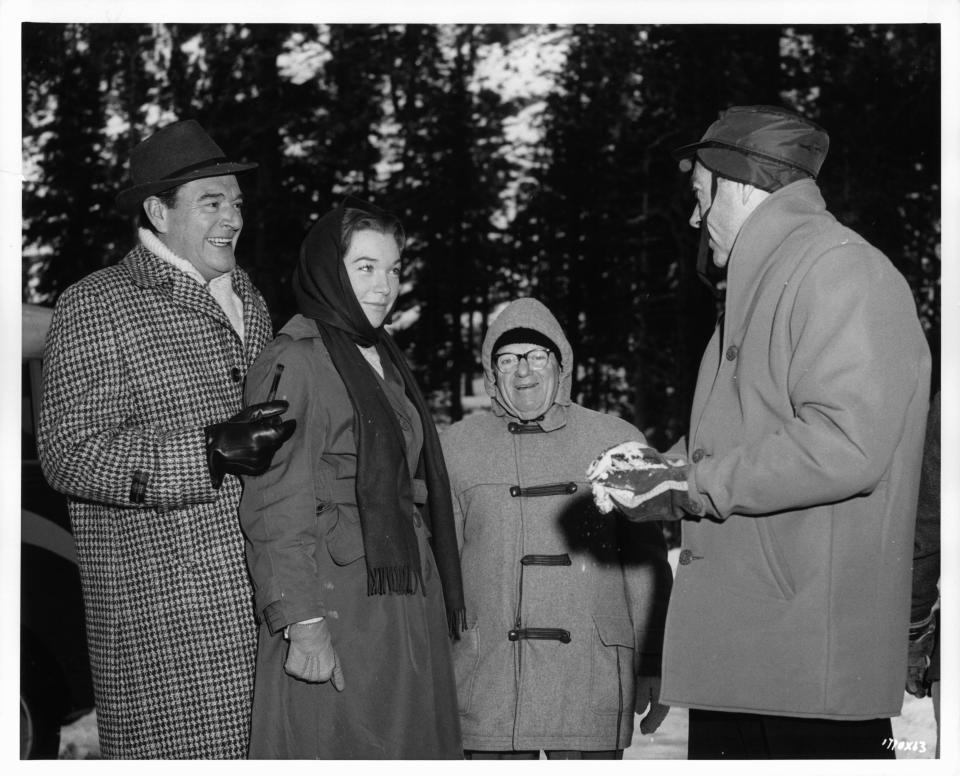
[153,175,244,281]
[495,342,560,420]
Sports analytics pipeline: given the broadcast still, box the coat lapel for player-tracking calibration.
[124,244,253,351]
[231,267,272,363]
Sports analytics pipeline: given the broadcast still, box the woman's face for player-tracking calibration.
[343,229,401,328]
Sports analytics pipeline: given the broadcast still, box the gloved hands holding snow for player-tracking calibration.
[586,441,691,521]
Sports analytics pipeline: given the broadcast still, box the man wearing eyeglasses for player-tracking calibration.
[439,297,673,759]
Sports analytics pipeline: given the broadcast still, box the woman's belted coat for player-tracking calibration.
[238,314,461,759]
[440,299,672,752]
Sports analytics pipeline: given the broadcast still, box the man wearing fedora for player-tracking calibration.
[38,119,295,759]
[587,106,930,758]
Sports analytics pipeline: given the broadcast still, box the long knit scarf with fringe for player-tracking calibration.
[291,197,466,636]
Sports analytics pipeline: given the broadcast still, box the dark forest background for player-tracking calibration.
[21,23,941,448]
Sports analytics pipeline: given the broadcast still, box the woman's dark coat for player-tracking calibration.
[239,314,461,758]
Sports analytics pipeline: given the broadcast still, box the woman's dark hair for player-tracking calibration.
[137,185,182,233]
[341,206,405,255]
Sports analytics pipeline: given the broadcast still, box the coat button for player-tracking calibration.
[230,367,242,383]
[678,549,703,565]
[691,448,705,463]
[726,345,739,361]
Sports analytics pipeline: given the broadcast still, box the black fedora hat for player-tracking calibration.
[116,119,257,213]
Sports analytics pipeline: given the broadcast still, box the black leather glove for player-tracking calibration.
[205,400,296,488]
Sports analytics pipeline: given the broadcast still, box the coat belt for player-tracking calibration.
[327,477,428,506]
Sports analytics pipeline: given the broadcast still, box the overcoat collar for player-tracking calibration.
[122,242,258,352]
[723,178,829,334]
[275,314,410,415]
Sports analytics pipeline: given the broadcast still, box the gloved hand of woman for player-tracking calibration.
[284,619,345,690]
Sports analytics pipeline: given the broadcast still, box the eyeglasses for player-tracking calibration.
[494,348,552,374]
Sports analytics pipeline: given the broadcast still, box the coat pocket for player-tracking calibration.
[324,504,366,566]
[589,615,635,716]
[452,624,481,714]
[756,520,796,600]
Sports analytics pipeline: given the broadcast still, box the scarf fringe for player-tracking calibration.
[367,565,425,597]
[447,607,467,640]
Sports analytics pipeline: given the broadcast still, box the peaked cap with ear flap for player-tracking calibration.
[673,105,829,192]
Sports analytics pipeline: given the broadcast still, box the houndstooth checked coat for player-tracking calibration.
[38,243,273,758]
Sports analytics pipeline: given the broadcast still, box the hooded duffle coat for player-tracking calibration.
[662,179,931,720]
[441,299,672,752]
[38,243,272,758]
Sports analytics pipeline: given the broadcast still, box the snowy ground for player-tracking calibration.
[623,692,938,760]
[58,692,939,760]
[58,546,940,760]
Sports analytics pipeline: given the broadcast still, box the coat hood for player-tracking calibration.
[482,298,573,429]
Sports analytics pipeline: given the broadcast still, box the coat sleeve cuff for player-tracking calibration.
[686,467,720,519]
[261,598,328,636]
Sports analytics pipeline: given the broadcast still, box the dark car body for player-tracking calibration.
[21,303,94,758]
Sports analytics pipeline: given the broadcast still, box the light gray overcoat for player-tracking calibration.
[664,180,931,719]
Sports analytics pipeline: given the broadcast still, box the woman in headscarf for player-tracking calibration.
[238,198,465,759]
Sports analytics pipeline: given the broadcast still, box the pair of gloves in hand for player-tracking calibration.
[284,619,345,691]
[586,441,693,521]
[205,400,296,488]
[906,613,938,698]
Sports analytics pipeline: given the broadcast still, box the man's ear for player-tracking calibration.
[143,196,168,234]
[741,183,773,210]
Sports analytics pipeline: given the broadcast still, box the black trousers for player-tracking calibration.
[465,749,623,760]
[688,709,896,759]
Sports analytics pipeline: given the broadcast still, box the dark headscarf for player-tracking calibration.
[292,196,465,635]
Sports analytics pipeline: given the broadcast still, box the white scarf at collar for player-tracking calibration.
[139,227,245,340]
